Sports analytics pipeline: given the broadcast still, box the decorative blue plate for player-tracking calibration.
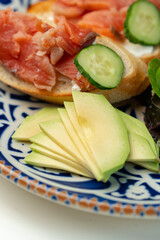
[0,0,160,218]
[0,81,160,218]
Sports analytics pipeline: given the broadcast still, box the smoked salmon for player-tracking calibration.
[53,0,85,18]
[78,8,126,40]
[53,0,160,39]
[53,0,114,18]
[0,9,96,91]
[55,54,95,90]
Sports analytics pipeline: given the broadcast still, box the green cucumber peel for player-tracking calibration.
[124,0,160,46]
[148,58,160,98]
[74,55,109,90]
[74,44,124,90]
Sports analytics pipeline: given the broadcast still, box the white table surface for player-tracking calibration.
[0,176,160,240]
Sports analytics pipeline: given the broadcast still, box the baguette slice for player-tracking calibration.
[0,34,148,104]
[0,5,148,105]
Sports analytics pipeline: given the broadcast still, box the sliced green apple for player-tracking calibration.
[12,107,60,141]
[117,109,159,157]
[30,132,76,162]
[25,151,92,177]
[62,102,112,181]
[117,109,159,172]
[72,91,130,177]
[134,161,159,173]
[127,131,158,162]
[57,108,105,181]
[127,131,159,172]
[30,143,93,177]
[64,101,92,155]
[65,101,159,173]
[12,90,159,180]
[39,119,86,167]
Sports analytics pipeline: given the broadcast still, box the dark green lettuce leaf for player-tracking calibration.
[148,58,160,97]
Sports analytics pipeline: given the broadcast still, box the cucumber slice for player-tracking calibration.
[74,44,124,90]
[124,0,160,45]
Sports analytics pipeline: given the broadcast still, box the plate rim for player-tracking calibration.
[1,161,160,219]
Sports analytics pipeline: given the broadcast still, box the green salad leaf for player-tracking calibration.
[148,58,160,98]
[156,67,160,89]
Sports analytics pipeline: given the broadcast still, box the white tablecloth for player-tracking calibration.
[0,176,159,240]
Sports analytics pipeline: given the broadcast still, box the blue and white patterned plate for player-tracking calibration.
[0,81,160,218]
[0,0,160,218]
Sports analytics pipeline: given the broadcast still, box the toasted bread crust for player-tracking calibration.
[0,64,73,104]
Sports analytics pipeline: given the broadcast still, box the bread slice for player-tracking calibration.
[27,0,57,27]
[0,33,148,104]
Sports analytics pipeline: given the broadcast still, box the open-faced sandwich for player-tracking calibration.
[0,0,159,104]
[28,0,160,65]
